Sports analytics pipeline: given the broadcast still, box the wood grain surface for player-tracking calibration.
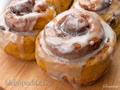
[0,0,120,90]
[0,42,119,90]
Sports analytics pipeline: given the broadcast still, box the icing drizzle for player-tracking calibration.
[4,0,55,32]
[41,9,107,60]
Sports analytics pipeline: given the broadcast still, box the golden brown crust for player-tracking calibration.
[0,29,39,60]
[4,35,35,60]
[45,0,73,14]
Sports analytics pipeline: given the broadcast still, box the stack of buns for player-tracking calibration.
[0,0,119,87]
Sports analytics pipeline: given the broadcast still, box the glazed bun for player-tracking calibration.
[36,9,116,85]
[0,0,56,60]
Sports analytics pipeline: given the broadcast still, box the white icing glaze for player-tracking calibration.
[38,9,116,65]
[0,13,39,49]
[45,9,104,55]
[4,0,55,32]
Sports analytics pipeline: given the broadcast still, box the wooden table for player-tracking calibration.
[0,42,119,90]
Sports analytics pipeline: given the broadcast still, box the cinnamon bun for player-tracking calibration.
[73,0,120,36]
[0,0,56,60]
[4,0,56,32]
[35,9,116,85]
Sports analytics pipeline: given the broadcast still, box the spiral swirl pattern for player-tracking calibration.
[4,0,55,32]
[39,9,115,61]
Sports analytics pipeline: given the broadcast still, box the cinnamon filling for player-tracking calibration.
[10,0,34,16]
